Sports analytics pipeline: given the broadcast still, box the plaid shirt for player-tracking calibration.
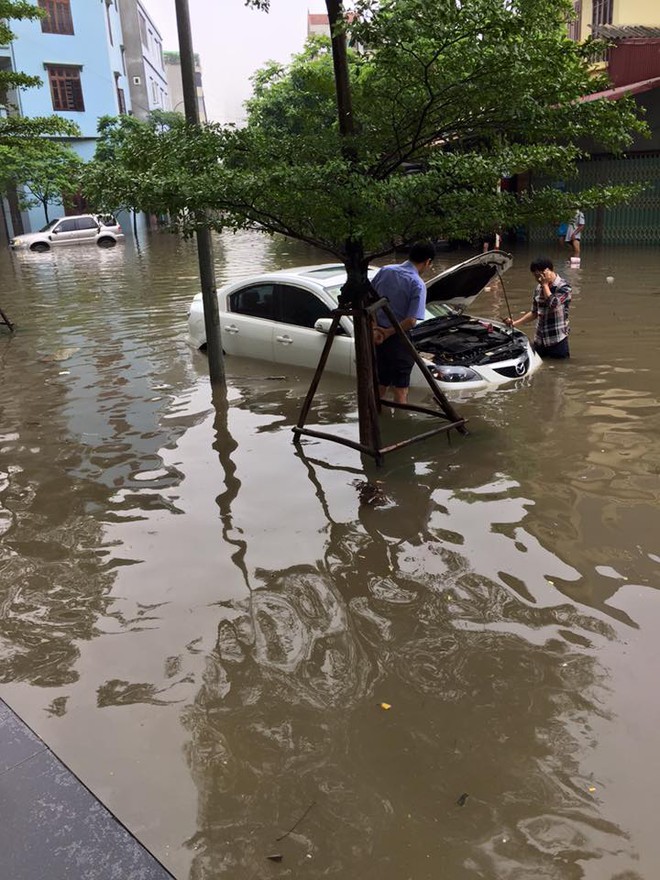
[532,275,571,347]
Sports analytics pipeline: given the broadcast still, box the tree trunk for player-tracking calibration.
[326,0,381,454]
[343,241,381,451]
[43,200,49,224]
[175,0,225,388]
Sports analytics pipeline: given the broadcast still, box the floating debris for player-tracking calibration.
[353,479,387,507]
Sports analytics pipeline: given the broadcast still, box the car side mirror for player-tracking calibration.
[314,318,336,334]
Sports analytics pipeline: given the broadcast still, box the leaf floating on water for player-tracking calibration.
[266,853,283,862]
[456,792,469,806]
[379,702,392,710]
[588,786,596,792]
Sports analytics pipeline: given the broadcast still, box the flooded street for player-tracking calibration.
[1,231,659,879]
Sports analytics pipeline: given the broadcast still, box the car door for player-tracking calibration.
[49,218,79,247]
[222,283,276,361]
[273,283,353,376]
[74,216,100,244]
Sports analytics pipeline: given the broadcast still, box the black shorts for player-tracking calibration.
[534,337,570,359]
[376,334,416,388]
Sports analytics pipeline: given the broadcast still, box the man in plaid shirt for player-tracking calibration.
[505,257,572,358]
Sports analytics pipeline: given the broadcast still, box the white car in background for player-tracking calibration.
[187,251,541,393]
[9,214,124,252]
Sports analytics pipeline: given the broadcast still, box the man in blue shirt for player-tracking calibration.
[371,241,436,403]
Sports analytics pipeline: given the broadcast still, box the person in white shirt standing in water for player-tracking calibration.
[565,208,585,258]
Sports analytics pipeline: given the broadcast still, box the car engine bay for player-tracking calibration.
[410,316,529,366]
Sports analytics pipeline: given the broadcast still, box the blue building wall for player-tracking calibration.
[8,0,133,231]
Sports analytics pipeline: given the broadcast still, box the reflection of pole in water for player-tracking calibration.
[210,387,249,592]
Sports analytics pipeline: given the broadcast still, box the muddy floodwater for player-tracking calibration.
[1,231,659,879]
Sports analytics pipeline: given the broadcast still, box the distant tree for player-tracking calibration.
[82,0,647,447]
[12,143,83,224]
[82,112,200,220]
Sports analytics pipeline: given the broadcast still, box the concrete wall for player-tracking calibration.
[163,55,207,121]
[118,0,168,119]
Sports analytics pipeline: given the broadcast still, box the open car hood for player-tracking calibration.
[425,250,512,311]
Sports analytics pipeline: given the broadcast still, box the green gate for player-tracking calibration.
[529,152,660,245]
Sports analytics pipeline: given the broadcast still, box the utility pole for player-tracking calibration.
[174,0,225,385]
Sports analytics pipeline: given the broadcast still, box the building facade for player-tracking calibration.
[117,0,169,120]
[163,51,207,122]
[2,0,169,237]
[527,0,660,244]
[2,0,131,233]
[307,13,331,38]
[569,0,659,42]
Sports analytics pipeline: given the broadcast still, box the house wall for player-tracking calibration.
[118,0,168,118]
[578,0,660,40]
[164,54,207,121]
[10,0,130,138]
[7,0,133,230]
[613,0,659,26]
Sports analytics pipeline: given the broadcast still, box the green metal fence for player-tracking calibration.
[529,152,660,245]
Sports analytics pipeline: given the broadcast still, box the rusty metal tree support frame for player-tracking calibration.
[292,298,468,465]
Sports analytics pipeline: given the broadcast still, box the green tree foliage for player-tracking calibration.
[84,0,646,259]
[3,141,83,223]
[83,0,648,449]
[83,112,220,217]
[0,1,44,94]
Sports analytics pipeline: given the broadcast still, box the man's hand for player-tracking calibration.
[373,326,387,345]
[504,317,514,327]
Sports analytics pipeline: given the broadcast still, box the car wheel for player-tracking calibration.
[30,242,50,252]
[97,237,116,248]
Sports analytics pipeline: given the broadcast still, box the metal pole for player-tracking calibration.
[174,0,225,386]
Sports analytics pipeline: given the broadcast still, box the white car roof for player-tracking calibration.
[250,264,348,286]
[234,263,382,290]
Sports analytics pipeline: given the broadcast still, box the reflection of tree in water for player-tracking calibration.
[184,418,636,878]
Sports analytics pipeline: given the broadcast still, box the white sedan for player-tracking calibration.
[187,251,541,393]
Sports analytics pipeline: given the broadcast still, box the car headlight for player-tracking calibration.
[429,365,480,382]
[11,238,22,246]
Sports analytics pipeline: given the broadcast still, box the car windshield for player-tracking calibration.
[325,288,461,320]
[39,219,58,232]
[423,302,460,320]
